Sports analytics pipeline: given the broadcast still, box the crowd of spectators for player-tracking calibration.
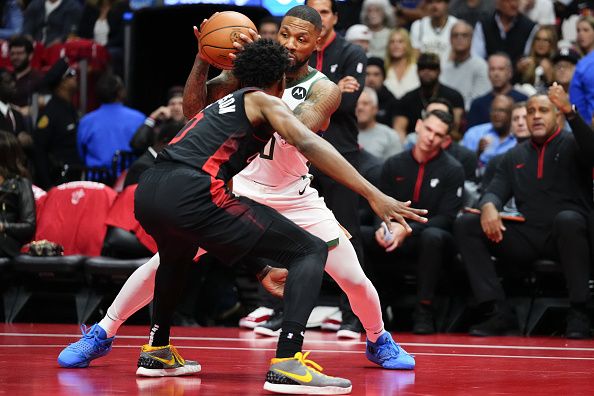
[0,0,593,338]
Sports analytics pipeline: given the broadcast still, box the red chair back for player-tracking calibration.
[35,181,117,255]
[105,184,157,254]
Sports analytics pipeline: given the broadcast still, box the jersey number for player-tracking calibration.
[260,139,276,160]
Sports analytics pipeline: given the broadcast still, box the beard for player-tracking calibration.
[287,57,309,73]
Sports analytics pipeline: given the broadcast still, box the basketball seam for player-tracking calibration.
[201,49,229,70]
[201,25,256,36]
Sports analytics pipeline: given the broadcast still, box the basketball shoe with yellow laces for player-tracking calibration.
[136,344,201,377]
[263,351,352,394]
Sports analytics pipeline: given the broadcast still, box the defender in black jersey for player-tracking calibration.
[134,40,427,393]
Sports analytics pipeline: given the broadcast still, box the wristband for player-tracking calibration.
[256,265,272,281]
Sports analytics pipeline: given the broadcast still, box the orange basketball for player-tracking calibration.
[199,11,258,70]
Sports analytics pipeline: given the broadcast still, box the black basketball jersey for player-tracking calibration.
[157,88,271,183]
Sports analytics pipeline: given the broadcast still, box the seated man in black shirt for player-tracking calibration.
[393,52,465,141]
[366,109,465,334]
[454,84,594,339]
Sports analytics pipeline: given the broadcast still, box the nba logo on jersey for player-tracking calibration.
[292,86,306,100]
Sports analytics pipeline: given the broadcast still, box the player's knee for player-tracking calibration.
[305,235,329,265]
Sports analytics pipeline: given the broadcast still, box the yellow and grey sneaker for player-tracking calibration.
[136,344,201,377]
[263,351,352,395]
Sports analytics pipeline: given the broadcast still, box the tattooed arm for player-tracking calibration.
[292,78,341,132]
[182,24,242,118]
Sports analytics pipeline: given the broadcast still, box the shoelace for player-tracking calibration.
[79,324,94,339]
[294,351,323,373]
[376,340,401,361]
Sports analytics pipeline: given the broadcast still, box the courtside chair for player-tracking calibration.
[3,182,116,323]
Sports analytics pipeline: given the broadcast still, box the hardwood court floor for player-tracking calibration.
[0,323,593,395]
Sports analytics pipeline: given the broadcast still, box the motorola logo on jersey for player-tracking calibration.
[292,86,307,100]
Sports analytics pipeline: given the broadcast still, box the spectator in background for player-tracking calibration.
[0,130,35,258]
[410,0,459,63]
[8,35,44,120]
[440,20,491,111]
[570,38,594,124]
[462,95,515,165]
[0,69,31,150]
[449,0,494,27]
[367,110,464,335]
[32,58,80,189]
[22,0,82,46]
[365,57,398,127]
[356,87,402,159]
[454,85,593,339]
[404,97,478,180]
[0,0,23,39]
[472,0,538,65]
[520,0,556,25]
[516,26,557,91]
[258,16,279,40]
[384,28,419,99]
[124,121,183,187]
[345,24,372,54]
[77,72,144,169]
[130,85,185,154]
[77,0,130,77]
[467,53,528,128]
[394,52,465,141]
[575,16,594,56]
[552,47,580,93]
[359,0,395,58]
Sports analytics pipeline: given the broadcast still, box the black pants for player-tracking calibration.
[311,151,362,318]
[365,226,456,302]
[454,211,591,304]
[135,165,328,347]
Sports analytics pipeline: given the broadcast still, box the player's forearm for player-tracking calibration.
[183,55,210,118]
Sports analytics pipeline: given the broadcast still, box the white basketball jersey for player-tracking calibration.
[236,69,328,187]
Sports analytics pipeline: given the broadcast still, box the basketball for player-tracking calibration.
[199,11,258,70]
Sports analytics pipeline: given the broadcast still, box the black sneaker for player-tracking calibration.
[337,309,362,339]
[566,307,592,339]
[254,310,283,337]
[469,304,518,337]
[412,304,435,335]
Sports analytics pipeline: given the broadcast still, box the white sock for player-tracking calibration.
[324,231,385,342]
[98,253,160,338]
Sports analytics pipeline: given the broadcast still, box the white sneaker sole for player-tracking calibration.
[254,326,281,337]
[263,382,352,394]
[336,329,360,340]
[136,363,201,377]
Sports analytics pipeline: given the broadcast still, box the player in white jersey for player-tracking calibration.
[58,6,422,374]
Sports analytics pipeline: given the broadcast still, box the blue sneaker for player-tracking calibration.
[366,332,415,370]
[58,324,115,368]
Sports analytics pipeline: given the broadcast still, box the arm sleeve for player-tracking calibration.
[410,20,421,50]
[4,178,36,244]
[32,114,53,189]
[0,0,23,39]
[130,120,156,153]
[569,67,588,121]
[471,22,487,59]
[425,165,465,230]
[568,113,594,165]
[478,152,513,210]
[335,47,367,115]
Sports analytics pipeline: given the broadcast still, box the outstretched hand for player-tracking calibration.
[260,267,288,298]
[369,193,428,234]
